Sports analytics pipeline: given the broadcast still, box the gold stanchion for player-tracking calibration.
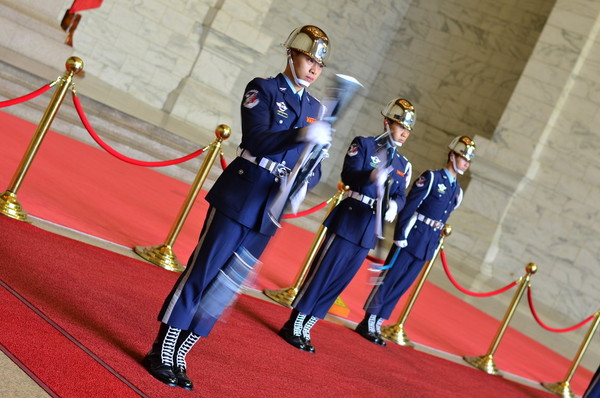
[380,225,452,347]
[541,312,600,398]
[263,182,348,307]
[0,57,84,222]
[134,124,231,272]
[463,262,538,376]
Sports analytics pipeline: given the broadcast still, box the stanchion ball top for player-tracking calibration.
[526,262,537,274]
[337,181,349,191]
[442,224,452,237]
[215,124,231,140]
[66,57,84,74]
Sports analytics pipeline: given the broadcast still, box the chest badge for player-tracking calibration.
[437,183,447,194]
[370,155,381,168]
[276,101,288,118]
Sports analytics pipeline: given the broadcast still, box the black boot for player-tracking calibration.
[355,313,386,346]
[301,316,318,354]
[374,316,387,346]
[278,309,310,352]
[143,323,180,387]
[173,330,201,391]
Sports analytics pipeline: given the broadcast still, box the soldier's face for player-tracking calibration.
[389,121,410,145]
[292,52,323,86]
[454,154,471,173]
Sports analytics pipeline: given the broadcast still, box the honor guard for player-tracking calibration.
[358,135,476,344]
[143,25,332,389]
[278,98,416,353]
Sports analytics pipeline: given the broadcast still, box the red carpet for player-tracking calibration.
[0,215,555,397]
[0,109,593,395]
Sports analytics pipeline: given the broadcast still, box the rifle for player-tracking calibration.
[267,74,364,227]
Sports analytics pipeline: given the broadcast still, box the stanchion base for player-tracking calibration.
[540,381,574,398]
[0,190,29,222]
[134,244,185,273]
[380,323,414,347]
[263,287,297,307]
[463,354,501,376]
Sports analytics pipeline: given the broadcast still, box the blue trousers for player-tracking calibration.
[294,232,368,319]
[363,245,425,320]
[158,206,269,336]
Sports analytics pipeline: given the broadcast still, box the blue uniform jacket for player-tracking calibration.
[323,136,411,249]
[393,168,463,260]
[206,73,323,236]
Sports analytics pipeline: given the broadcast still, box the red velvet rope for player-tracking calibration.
[366,255,385,264]
[219,152,227,170]
[72,93,208,167]
[0,83,53,108]
[527,287,595,333]
[282,200,329,219]
[440,250,518,297]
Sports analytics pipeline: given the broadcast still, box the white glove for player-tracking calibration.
[301,121,332,146]
[394,239,408,248]
[371,166,393,187]
[384,200,398,223]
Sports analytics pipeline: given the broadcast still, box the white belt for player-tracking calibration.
[348,190,376,207]
[239,149,291,177]
[416,213,444,230]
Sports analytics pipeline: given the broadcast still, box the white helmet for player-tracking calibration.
[381,98,416,131]
[283,25,330,66]
[449,136,476,161]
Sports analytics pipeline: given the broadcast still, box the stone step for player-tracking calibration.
[0,57,224,186]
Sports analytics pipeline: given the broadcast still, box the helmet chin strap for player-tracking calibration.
[451,153,464,175]
[288,55,310,88]
[384,122,403,147]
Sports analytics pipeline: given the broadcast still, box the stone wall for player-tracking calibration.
[357,0,555,182]
[0,0,73,69]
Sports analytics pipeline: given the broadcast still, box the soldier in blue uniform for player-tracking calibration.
[357,136,476,345]
[143,25,333,389]
[278,98,416,353]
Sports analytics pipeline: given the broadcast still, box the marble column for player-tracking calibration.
[454,0,600,318]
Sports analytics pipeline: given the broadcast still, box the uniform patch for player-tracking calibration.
[347,143,359,157]
[396,170,405,176]
[437,183,447,194]
[276,101,288,118]
[243,90,259,109]
[415,176,427,187]
[306,117,316,123]
[369,155,381,168]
